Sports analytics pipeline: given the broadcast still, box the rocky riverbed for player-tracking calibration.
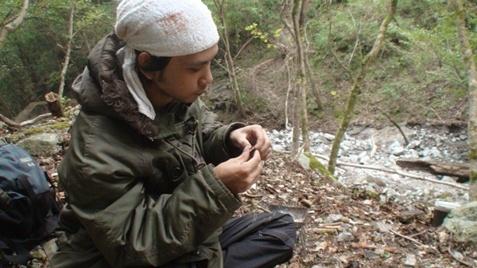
[268,125,469,206]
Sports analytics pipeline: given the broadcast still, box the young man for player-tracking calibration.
[51,0,296,267]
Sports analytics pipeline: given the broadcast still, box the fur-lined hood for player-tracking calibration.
[72,33,163,138]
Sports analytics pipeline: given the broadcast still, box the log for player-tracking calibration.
[396,158,469,182]
[0,113,51,129]
[0,113,20,128]
[45,92,64,117]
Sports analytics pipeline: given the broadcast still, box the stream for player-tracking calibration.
[268,125,469,206]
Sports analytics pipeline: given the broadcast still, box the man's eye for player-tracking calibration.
[189,67,201,72]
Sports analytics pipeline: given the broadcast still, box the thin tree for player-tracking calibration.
[0,0,29,47]
[213,0,244,116]
[328,0,398,174]
[58,1,76,98]
[291,0,310,155]
[450,0,477,200]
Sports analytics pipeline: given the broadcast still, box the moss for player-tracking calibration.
[469,149,477,161]
[7,120,70,143]
[304,152,338,182]
[470,171,477,183]
[48,121,71,130]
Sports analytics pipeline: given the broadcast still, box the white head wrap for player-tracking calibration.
[114,0,220,119]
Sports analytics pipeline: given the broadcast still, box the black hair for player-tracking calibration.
[135,50,171,72]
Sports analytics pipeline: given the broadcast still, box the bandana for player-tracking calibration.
[114,0,219,119]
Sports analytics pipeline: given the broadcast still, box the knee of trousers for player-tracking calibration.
[266,213,298,250]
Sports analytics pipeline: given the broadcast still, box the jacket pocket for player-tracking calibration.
[146,152,185,196]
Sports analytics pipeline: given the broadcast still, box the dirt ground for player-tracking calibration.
[30,148,476,268]
[239,152,476,267]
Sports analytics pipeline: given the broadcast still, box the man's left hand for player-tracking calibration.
[229,125,272,160]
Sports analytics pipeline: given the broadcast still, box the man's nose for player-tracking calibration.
[199,67,213,88]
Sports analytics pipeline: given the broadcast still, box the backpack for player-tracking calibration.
[0,143,61,265]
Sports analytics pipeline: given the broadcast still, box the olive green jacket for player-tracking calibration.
[51,34,242,268]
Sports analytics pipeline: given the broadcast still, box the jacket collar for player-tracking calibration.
[72,33,195,140]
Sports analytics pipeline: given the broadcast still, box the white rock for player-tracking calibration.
[326,214,343,222]
[336,231,354,242]
[390,141,405,156]
[404,254,417,267]
[323,133,335,141]
[17,133,62,156]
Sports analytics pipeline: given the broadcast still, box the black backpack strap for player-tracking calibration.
[0,239,31,265]
[44,171,61,214]
[0,188,11,210]
[17,175,35,199]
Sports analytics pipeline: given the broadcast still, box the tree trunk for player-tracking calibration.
[291,0,310,154]
[292,82,301,154]
[45,92,64,117]
[305,55,323,110]
[328,0,398,174]
[213,0,244,116]
[58,2,75,98]
[0,0,29,47]
[450,0,477,200]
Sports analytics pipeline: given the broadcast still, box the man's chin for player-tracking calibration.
[179,97,199,106]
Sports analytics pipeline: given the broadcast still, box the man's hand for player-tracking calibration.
[229,125,272,160]
[213,146,263,194]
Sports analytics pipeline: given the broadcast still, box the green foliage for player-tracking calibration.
[241,90,269,114]
[304,0,477,122]
[1,0,476,126]
[205,0,282,52]
[0,0,114,117]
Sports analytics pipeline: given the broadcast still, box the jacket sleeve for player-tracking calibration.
[194,100,245,165]
[61,114,241,267]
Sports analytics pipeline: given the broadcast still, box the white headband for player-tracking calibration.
[114,0,220,119]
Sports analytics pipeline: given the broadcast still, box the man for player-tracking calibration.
[51,0,296,267]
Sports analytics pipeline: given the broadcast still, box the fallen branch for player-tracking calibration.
[0,113,20,128]
[448,246,475,267]
[0,113,52,128]
[378,108,409,145]
[19,113,52,127]
[242,192,262,199]
[396,158,468,180]
[390,229,438,253]
[311,153,468,190]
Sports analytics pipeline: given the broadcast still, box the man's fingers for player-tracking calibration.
[249,160,264,184]
[237,138,252,149]
[254,129,271,160]
[238,145,252,160]
[245,148,261,165]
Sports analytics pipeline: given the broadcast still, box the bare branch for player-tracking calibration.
[0,0,29,47]
[0,113,52,129]
[58,2,75,98]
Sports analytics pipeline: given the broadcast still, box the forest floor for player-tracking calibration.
[239,152,477,267]
[28,146,477,268]
[2,50,474,266]
[2,102,475,268]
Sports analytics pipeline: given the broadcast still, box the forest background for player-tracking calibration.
[1,1,477,266]
[1,0,476,126]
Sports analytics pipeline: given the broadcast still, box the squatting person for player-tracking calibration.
[51,0,297,267]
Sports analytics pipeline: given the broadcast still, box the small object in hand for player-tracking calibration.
[248,147,256,160]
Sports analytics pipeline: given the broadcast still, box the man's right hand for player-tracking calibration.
[213,146,263,194]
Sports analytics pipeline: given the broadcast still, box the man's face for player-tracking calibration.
[144,44,219,108]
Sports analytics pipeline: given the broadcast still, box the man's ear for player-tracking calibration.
[137,52,157,80]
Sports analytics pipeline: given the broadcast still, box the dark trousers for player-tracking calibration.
[219,212,297,268]
[170,212,297,268]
